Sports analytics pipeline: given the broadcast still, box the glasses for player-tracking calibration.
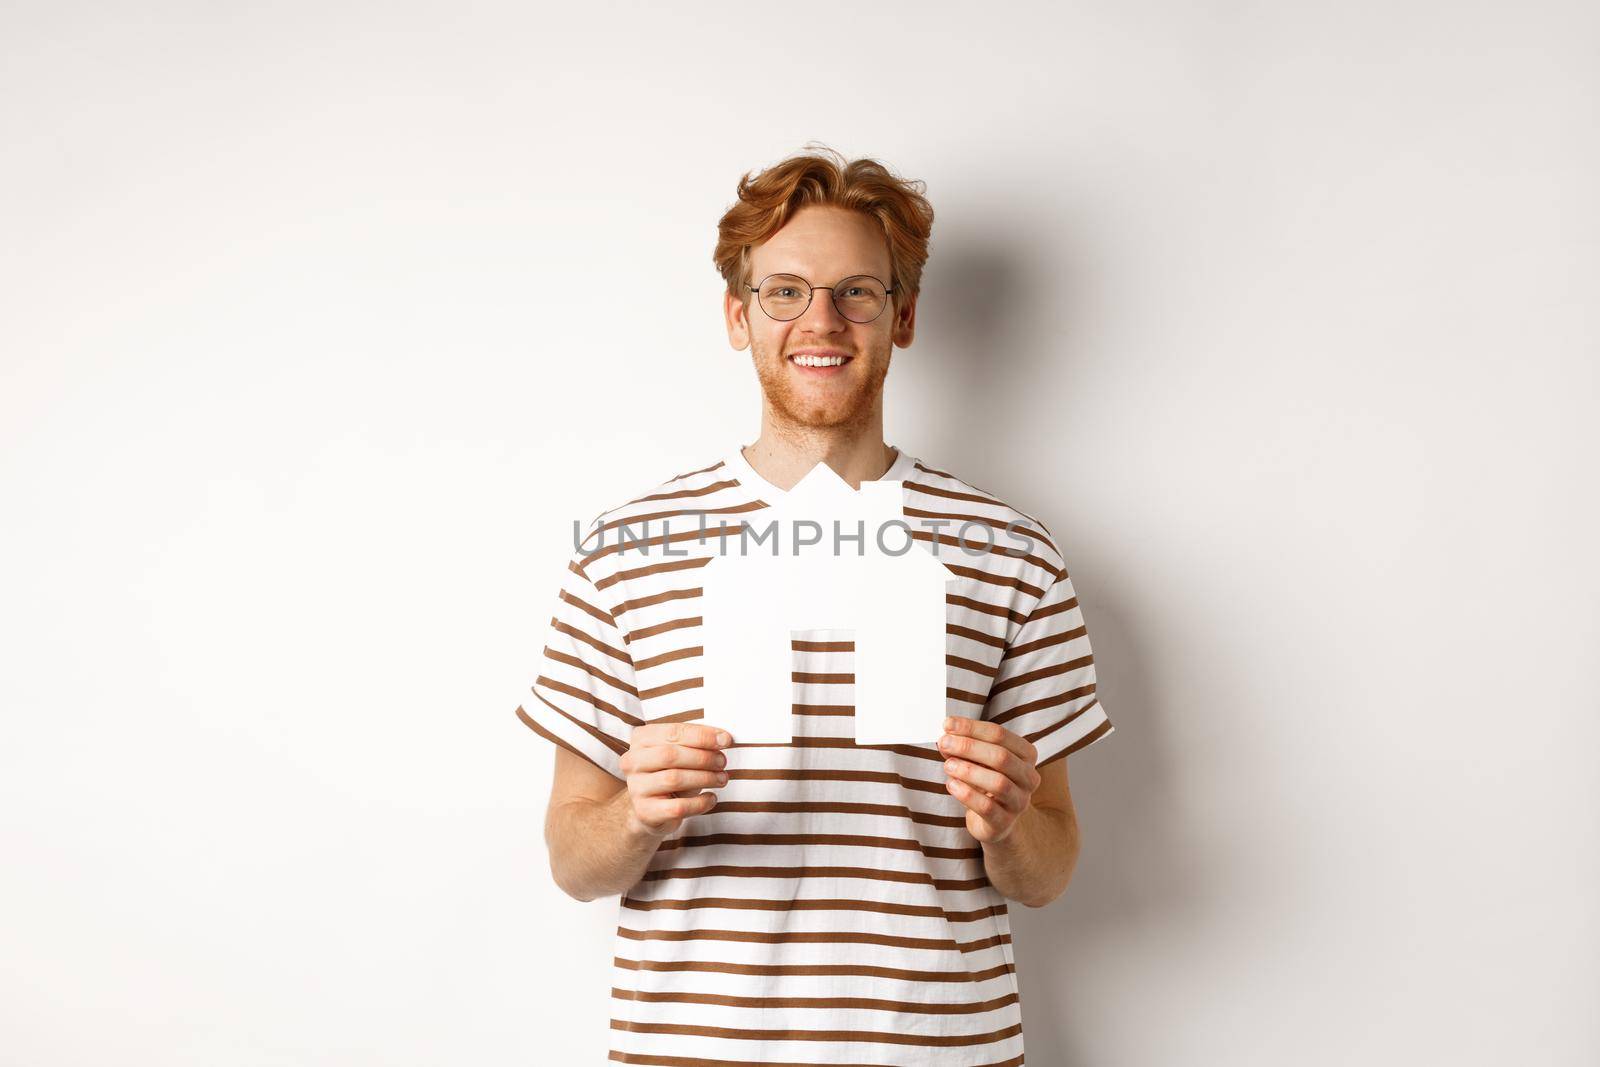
[746,273,897,324]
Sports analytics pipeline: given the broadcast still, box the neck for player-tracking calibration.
[740,418,895,492]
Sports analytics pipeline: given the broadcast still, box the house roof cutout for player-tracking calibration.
[701,459,959,745]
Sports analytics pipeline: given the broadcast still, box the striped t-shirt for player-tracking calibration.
[516,443,1114,1066]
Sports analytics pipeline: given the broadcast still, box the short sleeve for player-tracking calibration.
[514,554,643,783]
[983,567,1113,769]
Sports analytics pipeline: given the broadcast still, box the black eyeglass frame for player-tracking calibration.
[745,273,899,324]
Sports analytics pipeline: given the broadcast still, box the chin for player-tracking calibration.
[779,399,866,428]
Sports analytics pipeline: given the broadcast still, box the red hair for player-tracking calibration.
[713,143,935,313]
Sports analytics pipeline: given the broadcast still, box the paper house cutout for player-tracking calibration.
[701,461,959,744]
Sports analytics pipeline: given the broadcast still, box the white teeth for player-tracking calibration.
[793,354,846,367]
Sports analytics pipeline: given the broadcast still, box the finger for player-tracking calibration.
[946,775,1017,826]
[631,720,735,753]
[637,791,717,826]
[942,717,1039,791]
[636,766,728,800]
[943,757,1027,814]
[945,714,1038,765]
[625,738,731,776]
[941,734,1036,794]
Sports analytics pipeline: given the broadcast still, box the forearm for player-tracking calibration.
[980,804,1080,908]
[546,789,666,902]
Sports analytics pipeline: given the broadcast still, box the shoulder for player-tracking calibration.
[569,452,741,571]
[899,454,1069,586]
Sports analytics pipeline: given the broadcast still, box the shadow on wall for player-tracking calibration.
[917,232,1213,1063]
[1011,598,1208,1066]
[904,229,1028,470]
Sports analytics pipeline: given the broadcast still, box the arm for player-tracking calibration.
[544,747,661,902]
[941,715,1083,908]
[543,725,731,902]
[979,760,1082,908]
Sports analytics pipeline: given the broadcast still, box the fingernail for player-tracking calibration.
[717,772,728,784]
[717,731,732,747]
[943,717,955,731]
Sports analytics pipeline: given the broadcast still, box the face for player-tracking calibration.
[724,205,917,432]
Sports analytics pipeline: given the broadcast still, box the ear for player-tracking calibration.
[890,289,917,349]
[724,289,751,351]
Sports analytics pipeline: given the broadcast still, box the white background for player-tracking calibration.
[3,2,1595,1064]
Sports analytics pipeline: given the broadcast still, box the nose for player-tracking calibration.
[795,285,850,331]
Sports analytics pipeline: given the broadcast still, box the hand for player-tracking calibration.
[939,714,1040,844]
[620,721,734,840]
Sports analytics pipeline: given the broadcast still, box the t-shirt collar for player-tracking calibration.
[727,442,915,499]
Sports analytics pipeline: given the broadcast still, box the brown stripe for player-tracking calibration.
[543,646,641,700]
[535,670,640,725]
[559,583,625,632]
[551,616,635,668]
[1039,713,1113,768]
[949,621,1007,649]
[987,654,1094,697]
[668,458,727,482]
[1022,698,1102,756]
[792,703,853,716]
[633,644,702,672]
[615,956,1014,983]
[1017,593,1077,627]
[637,675,703,701]
[948,653,999,679]
[654,830,980,862]
[603,553,713,591]
[620,628,1018,652]
[948,593,1029,625]
[624,614,701,644]
[616,630,1017,659]
[902,475,1057,558]
[610,1046,1022,1067]
[910,528,1061,584]
[910,459,1057,553]
[793,670,852,684]
[613,985,1018,1015]
[515,700,627,766]
[793,638,852,652]
[903,503,1056,562]
[617,926,1006,955]
[622,893,1005,924]
[630,477,745,505]
[692,797,966,829]
[592,499,767,540]
[610,1017,1022,1049]
[999,624,1086,664]
[641,864,999,893]
[721,761,962,792]
[987,684,1097,730]
[613,585,703,619]
[578,523,747,576]
[937,557,1049,598]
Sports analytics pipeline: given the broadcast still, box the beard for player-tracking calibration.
[749,333,893,431]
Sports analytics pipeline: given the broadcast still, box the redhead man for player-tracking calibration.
[516,144,1113,1065]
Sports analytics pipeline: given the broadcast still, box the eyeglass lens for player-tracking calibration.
[756,274,888,323]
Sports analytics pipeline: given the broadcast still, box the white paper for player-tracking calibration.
[700,461,958,744]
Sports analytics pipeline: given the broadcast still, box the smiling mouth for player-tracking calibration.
[789,353,853,370]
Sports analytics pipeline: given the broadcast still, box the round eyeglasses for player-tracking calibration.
[746,273,897,324]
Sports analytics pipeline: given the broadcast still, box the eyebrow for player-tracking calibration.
[762,268,884,279]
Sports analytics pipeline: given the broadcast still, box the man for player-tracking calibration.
[515,145,1114,1065]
